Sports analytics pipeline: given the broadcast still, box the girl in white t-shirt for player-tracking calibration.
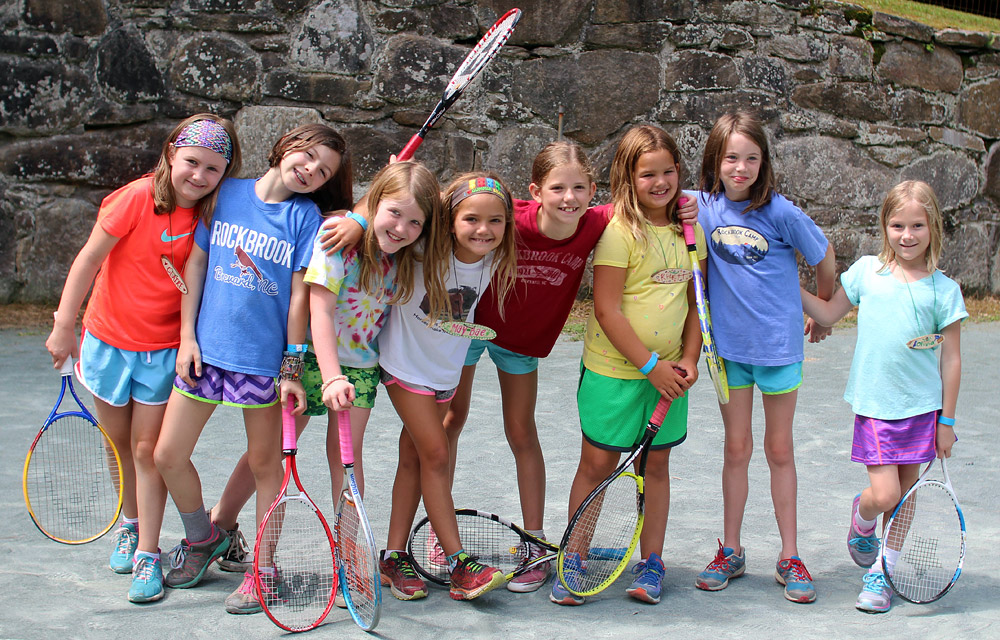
[377,172,516,602]
[801,180,965,614]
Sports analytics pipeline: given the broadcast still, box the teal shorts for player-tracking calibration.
[576,364,687,452]
[724,359,802,395]
[301,350,379,415]
[77,329,176,406]
[464,339,538,375]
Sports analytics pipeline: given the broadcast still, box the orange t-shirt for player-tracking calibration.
[83,176,199,351]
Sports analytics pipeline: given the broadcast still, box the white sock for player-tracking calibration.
[854,509,878,533]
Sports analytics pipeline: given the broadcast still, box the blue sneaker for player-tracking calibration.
[128,554,164,603]
[109,522,139,573]
[626,552,665,604]
[775,556,816,603]
[695,540,746,591]
[855,571,892,613]
[848,494,880,567]
[550,552,585,606]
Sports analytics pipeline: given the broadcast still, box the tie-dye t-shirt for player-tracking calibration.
[304,234,396,369]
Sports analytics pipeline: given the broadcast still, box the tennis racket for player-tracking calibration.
[333,410,381,631]
[22,355,123,544]
[256,403,337,633]
[557,395,674,597]
[408,509,559,586]
[682,215,729,404]
[396,8,522,160]
[882,457,966,604]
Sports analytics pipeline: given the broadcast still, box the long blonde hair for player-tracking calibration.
[355,161,441,305]
[878,180,944,273]
[609,124,683,247]
[152,113,241,223]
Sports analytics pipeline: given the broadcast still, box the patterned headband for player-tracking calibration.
[174,119,233,163]
[450,177,512,211]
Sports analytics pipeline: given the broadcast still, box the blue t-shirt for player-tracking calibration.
[697,191,829,366]
[194,178,321,377]
[840,255,967,419]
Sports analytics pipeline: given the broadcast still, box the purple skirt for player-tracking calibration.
[851,411,937,466]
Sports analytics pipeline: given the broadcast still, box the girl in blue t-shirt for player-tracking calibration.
[152,124,352,612]
[688,111,835,604]
[801,180,965,614]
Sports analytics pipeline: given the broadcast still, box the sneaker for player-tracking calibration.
[626,552,665,604]
[449,553,505,600]
[695,540,746,591]
[217,523,251,572]
[775,556,817,603]
[334,584,347,609]
[508,542,552,593]
[855,571,893,613]
[109,522,139,574]
[128,554,164,603]
[847,494,880,568]
[549,552,585,606]
[225,571,262,614]
[379,551,428,601]
[427,528,447,568]
[164,525,231,589]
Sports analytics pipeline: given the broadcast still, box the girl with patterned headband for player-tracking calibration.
[45,113,241,604]
[152,122,352,613]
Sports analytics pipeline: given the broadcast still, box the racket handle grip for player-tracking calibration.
[397,134,424,161]
[337,410,354,466]
[59,355,74,376]
[281,402,297,451]
[681,219,696,247]
[651,395,671,426]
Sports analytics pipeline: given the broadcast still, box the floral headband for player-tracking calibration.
[450,177,511,210]
[174,119,233,164]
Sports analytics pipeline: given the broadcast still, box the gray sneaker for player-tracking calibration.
[225,571,262,614]
[856,571,892,613]
[695,540,746,591]
[217,523,251,572]
[165,525,231,589]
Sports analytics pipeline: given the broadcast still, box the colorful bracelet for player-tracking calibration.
[321,375,349,393]
[937,415,956,426]
[279,355,304,381]
[346,210,368,231]
[638,353,659,376]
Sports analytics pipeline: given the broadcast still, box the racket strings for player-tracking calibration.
[25,415,120,541]
[564,474,641,592]
[886,483,964,602]
[409,513,528,584]
[258,496,336,631]
[336,500,379,627]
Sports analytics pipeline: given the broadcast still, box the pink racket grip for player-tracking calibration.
[336,410,354,466]
[650,396,671,426]
[281,402,296,451]
[397,134,424,161]
[682,220,696,247]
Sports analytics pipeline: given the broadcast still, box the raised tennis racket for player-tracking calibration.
[682,215,729,404]
[256,403,337,633]
[23,355,123,544]
[333,410,381,631]
[396,8,522,160]
[557,395,673,597]
[882,457,966,604]
[408,508,558,586]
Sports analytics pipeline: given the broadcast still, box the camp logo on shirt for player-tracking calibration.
[209,221,294,296]
[710,226,769,265]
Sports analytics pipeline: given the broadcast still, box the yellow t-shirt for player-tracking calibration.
[582,216,707,378]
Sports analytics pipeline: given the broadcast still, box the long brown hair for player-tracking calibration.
[152,113,241,223]
[699,111,776,213]
[267,123,353,212]
[530,140,596,186]
[877,180,945,273]
[609,124,683,247]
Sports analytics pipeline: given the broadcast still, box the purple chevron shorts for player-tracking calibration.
[173,362,278,408]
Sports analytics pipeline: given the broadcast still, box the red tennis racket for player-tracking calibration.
[397,8,522,160]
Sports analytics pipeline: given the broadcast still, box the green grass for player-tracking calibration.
[842,0,1000,33]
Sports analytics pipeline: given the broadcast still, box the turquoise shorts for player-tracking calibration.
[77,330,176,406]
[724,359,802,395]
[464,339,538,375]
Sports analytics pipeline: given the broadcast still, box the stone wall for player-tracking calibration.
[2,0,999,301]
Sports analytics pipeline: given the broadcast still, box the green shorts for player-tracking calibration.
[301,351,380,415]
[576,364,688,452]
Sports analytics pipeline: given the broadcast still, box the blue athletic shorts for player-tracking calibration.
[724,359,802,395]
[77,330,176,406]
[464,339,538,374]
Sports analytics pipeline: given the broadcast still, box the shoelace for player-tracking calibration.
[849,533,881,554]
[134,556,157,581]
[457,555,487,573]
[168,542,188,570]
[706,546,733,571]
[396,555,421,578]
[237,572,256,595]
[115,526,138,555]
[631,559,664,580]
[781,558,812,582]
[861,571,889,593]
[227,530,250,560]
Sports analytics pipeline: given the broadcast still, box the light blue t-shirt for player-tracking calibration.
[840,255,967,419]
[194,178,321,377]
[698,191,829,366]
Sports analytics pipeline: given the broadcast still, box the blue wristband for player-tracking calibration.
[638,353,659,375]
[937,415,955,426]
[286,343,308,353]
[346,210,368,231]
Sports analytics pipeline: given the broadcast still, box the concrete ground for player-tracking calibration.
[1,323,997,639]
